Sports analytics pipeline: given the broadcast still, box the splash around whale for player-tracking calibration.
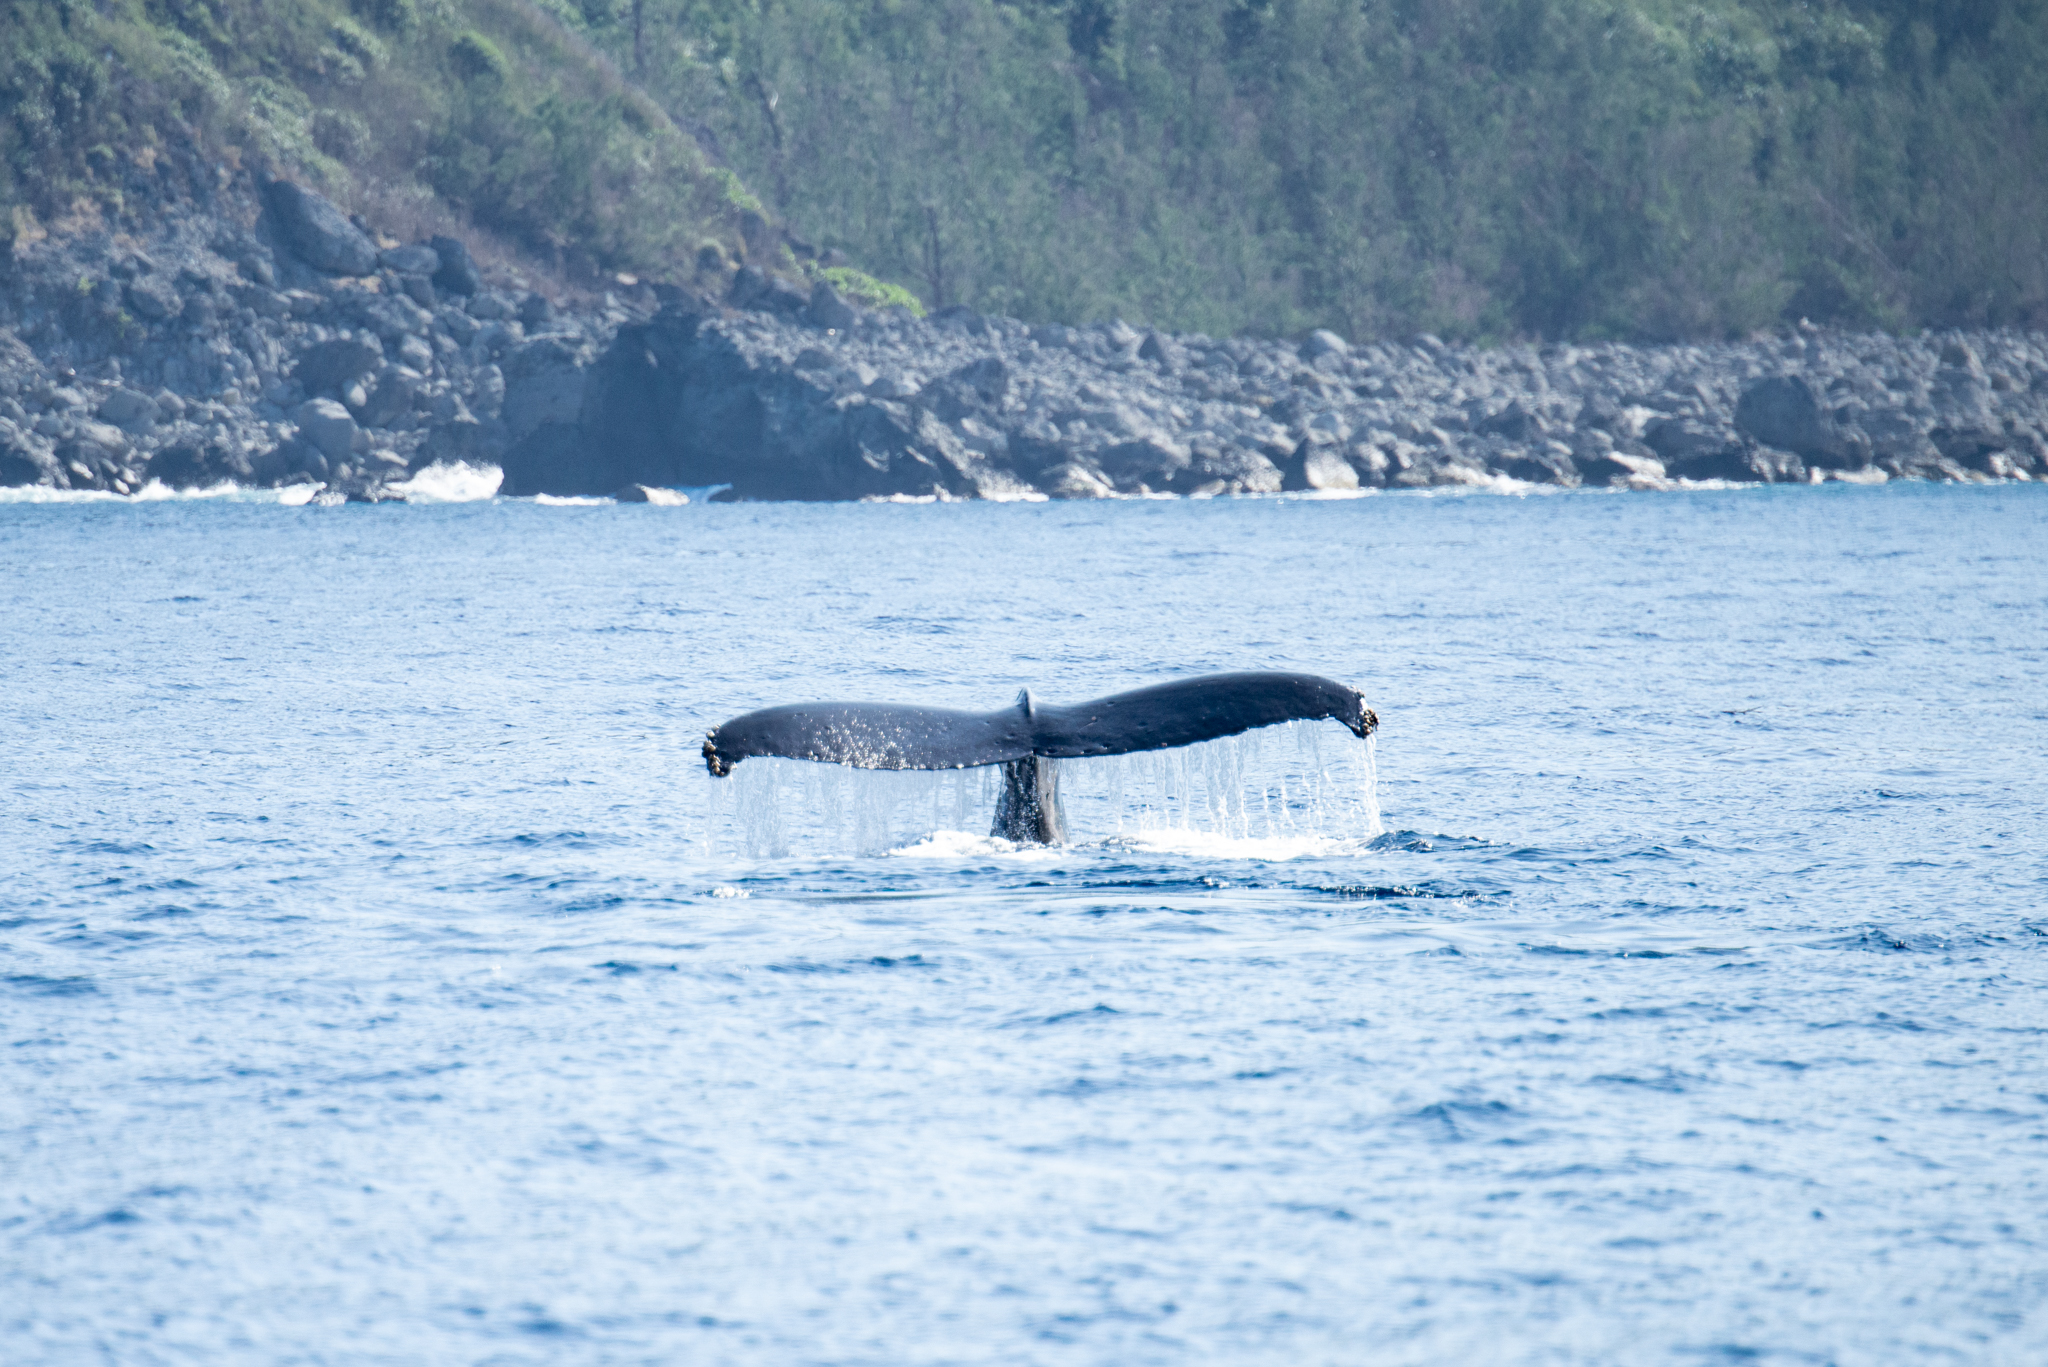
[703,671,1378,843]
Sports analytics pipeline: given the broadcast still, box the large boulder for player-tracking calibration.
[1099,436,1194,492]
[1496,444,1580,486]
[379,244,439,277]
[1040,460,1115,499]
[500,306,1028,500]
[1475,399,1543,442]
[1733,376,1854,465]
[1188,444,1284,494]
[429,236,481,295]
[295,337,384,395]
[0,435,57,487]
[1280,440,1360,491]
[728,266,809,316]
[501,339,588,441]
[805,281,858,331]
[1645,417,1808,481]
[1139,331,1186,369]
[1645,416,1739,467]
[356,370,421,430]
[145,443,240,490]
[123,277,181,321]
[919,357,1009,421]
[1300,329,1349,361]
[1574,450,1665,486]
[1663,440,1804,484]
[97,388,160,432]
[293,398,363,462]
[266,181,378,276]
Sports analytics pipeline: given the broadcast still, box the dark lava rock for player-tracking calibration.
[1280,441,1361,491]
[294,337,384,396]
[1734,375,1844,464]
[379,244,439,277]
[1497,445,1579,486]
[266,181,379,276]
[0,437,55,487]
[97,388,160,431]
[805,282,858,331]
[429,236,481,296]
[1476,399,1543,442]
[123,278,181,321]
[503,305,1025,501]
[146,444,224,490]
[1645,416,1742,470]
[1664,441,1805,483]
[728,266,808,316]
[1138,331,1183,368]
[1574,451,1665,486]
[1100,436,1193,492]
[2,166,2042,505]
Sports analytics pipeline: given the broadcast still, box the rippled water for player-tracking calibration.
[4,485,2046,1365]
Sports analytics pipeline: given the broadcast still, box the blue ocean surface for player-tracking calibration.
[3,484,2046,1365]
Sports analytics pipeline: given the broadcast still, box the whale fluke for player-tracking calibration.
[702,671,1377,844]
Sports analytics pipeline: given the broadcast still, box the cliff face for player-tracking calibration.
[3,180,2044,503]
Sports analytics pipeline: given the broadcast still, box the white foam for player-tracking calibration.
[1105,829,1377,861]
[0,484,136,504]
[131,479,252,501]
[884,830,1064,860]
[0,480,314,504]
[631,487,691,506]
[534,494,613,506]
[389,462,503,503]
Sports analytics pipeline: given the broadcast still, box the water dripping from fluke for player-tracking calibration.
[707,721,1382,861]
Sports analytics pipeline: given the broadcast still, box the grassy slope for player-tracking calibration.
[0,0,773,288]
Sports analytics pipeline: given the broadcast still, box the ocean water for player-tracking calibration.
[3,483,2045,1365]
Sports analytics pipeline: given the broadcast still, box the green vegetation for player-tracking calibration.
[555,0,2047,339]
[0,0,761,280]
[814,266,924,316]
[5,0,2044,339]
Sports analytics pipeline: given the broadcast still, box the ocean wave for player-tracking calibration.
[385,462,504,503]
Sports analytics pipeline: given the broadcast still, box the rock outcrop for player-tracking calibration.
[3,175,2045,502]
[509,303,2048,498]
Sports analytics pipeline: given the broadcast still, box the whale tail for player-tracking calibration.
[989,689,1066,842]
[994,754,1065,844]
[702,671,1375,844]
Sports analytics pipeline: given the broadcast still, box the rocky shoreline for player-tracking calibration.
[4,180,2045,502]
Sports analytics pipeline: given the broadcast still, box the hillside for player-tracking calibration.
[5,1,2046,342]
[0,0,786,292]
[561,0,2048,341]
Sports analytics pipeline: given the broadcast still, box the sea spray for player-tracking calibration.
[708,719,1381,858]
